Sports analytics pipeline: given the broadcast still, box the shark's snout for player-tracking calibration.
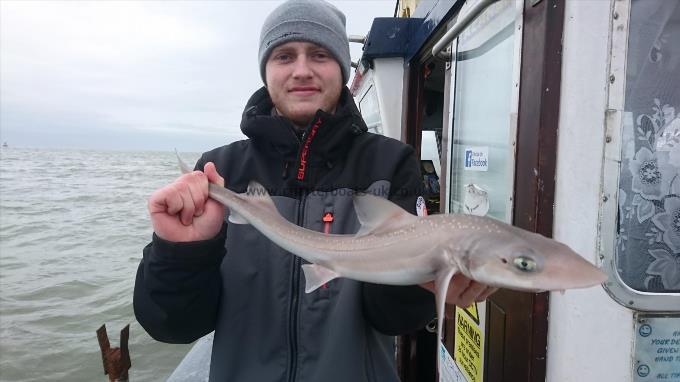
[464,233,607,292]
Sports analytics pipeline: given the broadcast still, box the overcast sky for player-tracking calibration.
[0,0,395,152]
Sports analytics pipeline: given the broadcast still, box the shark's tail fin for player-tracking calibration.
[175,149,193,174]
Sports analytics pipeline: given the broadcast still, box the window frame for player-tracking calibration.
[443,0,522,222]
[599,0,680,311]
[358,84,383,135]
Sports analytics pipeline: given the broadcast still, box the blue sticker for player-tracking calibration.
[463,147,489,172]
[636,364,650,377]
[639,324,652,337]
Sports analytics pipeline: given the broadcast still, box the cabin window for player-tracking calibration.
[358,85,383,135]
[447,0,516,222]
[615,0,680,293]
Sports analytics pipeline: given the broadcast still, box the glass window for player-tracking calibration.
[616,0,680,293]
[359,85,383,135]
[448,0,516,223]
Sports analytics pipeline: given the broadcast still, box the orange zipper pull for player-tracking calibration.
[322,212,334,234]
[321,212,334,288]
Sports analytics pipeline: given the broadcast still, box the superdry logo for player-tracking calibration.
[297,117,323,180]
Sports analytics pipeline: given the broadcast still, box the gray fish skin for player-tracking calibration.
[176,153,607,372]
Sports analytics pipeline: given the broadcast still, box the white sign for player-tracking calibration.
[633,315,680,382]
[463,147,489,172]
[440,342,468,382]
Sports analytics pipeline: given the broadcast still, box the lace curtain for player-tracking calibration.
[617,0,680,292]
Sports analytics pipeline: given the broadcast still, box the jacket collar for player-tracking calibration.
[240,86,368,161]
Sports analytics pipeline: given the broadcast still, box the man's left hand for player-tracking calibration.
[420,274,498,308]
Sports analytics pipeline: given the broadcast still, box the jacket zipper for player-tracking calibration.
[287,190,307,382]
[288,118,320,382]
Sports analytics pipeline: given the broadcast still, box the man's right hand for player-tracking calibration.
[148,162,225,242]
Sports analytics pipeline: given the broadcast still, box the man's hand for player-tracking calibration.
[420,274,498,309]
[148,162,225,242]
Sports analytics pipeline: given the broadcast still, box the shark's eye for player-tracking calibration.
[513,256,537,272]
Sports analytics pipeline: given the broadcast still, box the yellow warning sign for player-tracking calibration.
[454,308,483,382]
[462,303,480,325]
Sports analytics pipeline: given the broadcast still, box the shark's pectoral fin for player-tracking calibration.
[301,264,340,293]
[353,192,418,237]
[434,266,457,372]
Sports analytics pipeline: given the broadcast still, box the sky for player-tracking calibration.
[0,0,395,152]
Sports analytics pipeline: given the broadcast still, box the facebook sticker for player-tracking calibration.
[463,147,489,172]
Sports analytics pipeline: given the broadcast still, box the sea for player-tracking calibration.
[0,147,205,382]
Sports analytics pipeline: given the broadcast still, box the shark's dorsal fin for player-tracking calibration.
[353,192,417,237]
[243,181,277,212]
[227,181,278,225]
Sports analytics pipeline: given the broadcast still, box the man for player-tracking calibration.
[134,1,495,380]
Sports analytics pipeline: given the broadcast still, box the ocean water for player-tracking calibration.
[0,147,204,382]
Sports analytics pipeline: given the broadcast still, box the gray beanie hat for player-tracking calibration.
[259,0,351,84]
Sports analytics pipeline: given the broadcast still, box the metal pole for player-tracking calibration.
[431,0,500,59]
[348,35,367,44]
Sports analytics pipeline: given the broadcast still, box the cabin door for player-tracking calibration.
[399,0,565,381]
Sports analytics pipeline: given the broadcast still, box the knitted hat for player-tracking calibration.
[259,0,351,84]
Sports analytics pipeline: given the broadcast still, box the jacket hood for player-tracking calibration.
[239,86,368,161]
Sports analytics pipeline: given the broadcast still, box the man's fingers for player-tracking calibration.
[147,163,225,242]
[185,171,209,217]
[420,275,497,307]
[448,273,471,296]
[149,185,182,215]
[204,162,225,187]
[163,188,184,216]
[420,281,435,293]
[173,182,196,226]
[459,282,488,308]
[475,287,498,303]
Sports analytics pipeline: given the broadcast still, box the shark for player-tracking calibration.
[176,153,607,372]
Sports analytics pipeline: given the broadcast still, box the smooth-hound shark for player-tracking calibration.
[177,153,607,372]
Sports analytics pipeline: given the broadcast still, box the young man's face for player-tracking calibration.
[265,41,343,127]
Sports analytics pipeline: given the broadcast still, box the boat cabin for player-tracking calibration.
[350,0,680,381]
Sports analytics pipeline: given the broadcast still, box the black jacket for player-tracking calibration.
[134,87,435,382]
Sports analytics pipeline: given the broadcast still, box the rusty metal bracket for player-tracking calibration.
[97,324,131,382]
